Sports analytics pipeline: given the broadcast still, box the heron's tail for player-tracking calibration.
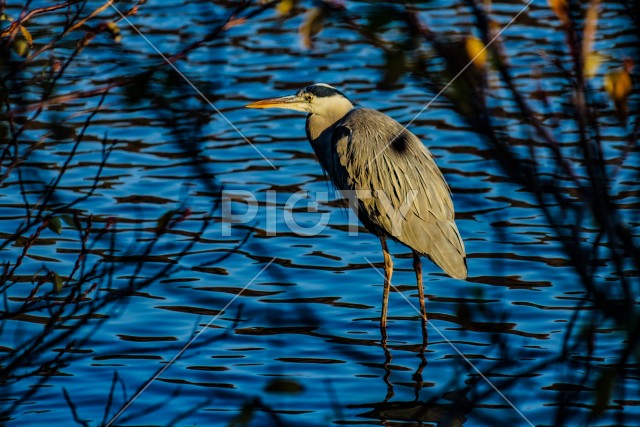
[430,250,467,280]
[427,220,467,279]
[402,219,467,280]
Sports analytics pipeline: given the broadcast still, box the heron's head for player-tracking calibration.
[246,83,353,117]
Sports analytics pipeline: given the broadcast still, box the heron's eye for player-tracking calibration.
[304,94,313,102]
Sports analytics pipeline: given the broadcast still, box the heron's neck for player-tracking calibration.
[306,99,354,142]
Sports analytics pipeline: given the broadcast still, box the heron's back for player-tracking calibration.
[321,108,467,279]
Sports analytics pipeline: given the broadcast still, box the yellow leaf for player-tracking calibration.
[13,38,29,57]
[465,36,487,69]
[106,21,121,43]
[277,0,296,16]
[605,67,632,102]
[19,25,32,45]
[604,60,633,120]
[603,74,613,98]
[1,14,13,22]
[584,52,603,79]
[548,0,569,26]
[582,0,599,78]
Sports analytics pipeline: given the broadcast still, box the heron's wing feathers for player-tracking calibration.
[331,108,467,279]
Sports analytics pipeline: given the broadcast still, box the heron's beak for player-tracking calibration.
[245,95,308,112]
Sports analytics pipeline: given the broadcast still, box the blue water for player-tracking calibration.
[1,0,638,426]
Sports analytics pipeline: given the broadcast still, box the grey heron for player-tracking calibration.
[246,83,467,327]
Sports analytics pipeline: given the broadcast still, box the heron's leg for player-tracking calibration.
[380,236,393,329]
[413,251,427,323]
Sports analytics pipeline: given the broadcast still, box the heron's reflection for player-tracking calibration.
[367,316,469,426]
[413,318,428,401]
[380,326,394,402]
